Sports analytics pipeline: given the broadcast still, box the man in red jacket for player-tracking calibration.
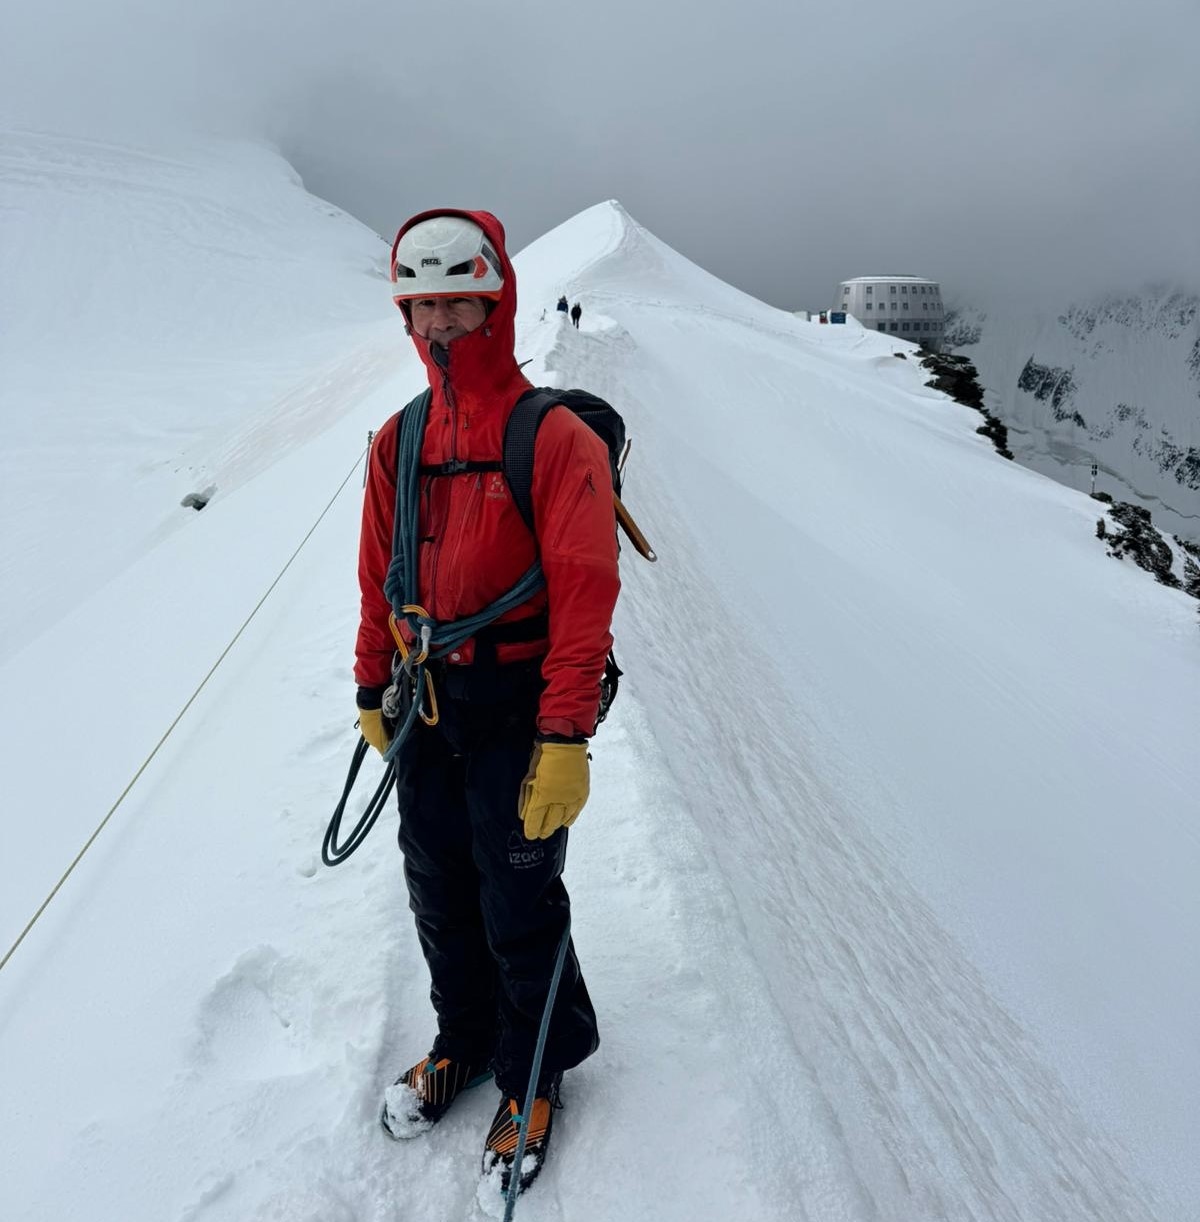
[355,210,619,1195]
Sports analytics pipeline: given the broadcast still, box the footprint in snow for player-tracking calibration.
[192,946,314,1079]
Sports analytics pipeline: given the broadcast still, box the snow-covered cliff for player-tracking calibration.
[945,288,1200,542]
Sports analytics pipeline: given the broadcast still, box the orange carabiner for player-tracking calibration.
[387,610,439,725]
[400,603,433,665]
[388,606,434,666]
[387,611,408,658]
[419,670,439,727]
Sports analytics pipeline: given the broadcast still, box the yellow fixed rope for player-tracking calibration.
[0,446,369,977]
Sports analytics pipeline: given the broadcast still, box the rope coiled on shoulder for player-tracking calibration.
[378,388,546,766]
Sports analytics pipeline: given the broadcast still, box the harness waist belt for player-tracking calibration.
[473,612,549,645]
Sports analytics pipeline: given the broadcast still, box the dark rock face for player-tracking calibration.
[1094,406,1200,492]
[942,310,982,347]
[1102,501,1181,589]
[920,352,1012,459]
[1060,292,1198,344]
[1017,358,1078,418]
[921,351,984,409]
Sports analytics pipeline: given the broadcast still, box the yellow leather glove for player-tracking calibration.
[358,706,391,756]
[518,741,590,840]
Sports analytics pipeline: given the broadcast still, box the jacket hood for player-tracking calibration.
[390,209,523,405]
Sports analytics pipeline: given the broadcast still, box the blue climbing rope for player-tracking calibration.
[383,389,545,652]
[505,918,572,1221]
[380,388,546,766]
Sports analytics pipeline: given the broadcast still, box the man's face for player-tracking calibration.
[408,296,489,346]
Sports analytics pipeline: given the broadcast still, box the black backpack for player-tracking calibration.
[504,388,625,724]
[503,388,626,531]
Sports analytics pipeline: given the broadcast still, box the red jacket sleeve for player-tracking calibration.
[354,415,400,689]
[530,408,621,738]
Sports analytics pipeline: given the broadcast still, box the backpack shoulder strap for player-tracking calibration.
[503,388,561,534]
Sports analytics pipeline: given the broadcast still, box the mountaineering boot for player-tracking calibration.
[479,1074,563,1198]
[381,1052,493,1139]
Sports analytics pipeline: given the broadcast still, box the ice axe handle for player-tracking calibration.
[614,494,657,562]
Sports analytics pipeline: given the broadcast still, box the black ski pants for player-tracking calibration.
[391,660,598,1097]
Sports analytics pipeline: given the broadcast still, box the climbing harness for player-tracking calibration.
[321,386,543,865]
[380,388,545,764]
[324,382,656,865]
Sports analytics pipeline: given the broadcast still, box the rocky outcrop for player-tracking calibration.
[1017,359,1084,426]
[920,351,1012,460]
[1100,500,1180,588]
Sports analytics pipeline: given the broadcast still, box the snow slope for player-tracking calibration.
[0,129,398,659]
[1,137,1198,1222]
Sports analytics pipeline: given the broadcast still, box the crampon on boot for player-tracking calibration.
[381,1053,492,1139]
[479,1075,562,1198]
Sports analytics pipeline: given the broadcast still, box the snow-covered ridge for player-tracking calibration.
[515,198,788,331]
[2,141,1199,1222]
[945,285,1200,540]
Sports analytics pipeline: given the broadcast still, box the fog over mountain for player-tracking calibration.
[946,287,1200,542]
[3,0,1198,310]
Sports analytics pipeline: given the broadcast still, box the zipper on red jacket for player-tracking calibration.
[441,470,485,626]
[428,368,459,619]
[442,370,459,463]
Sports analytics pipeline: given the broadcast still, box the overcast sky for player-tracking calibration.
[5,0,1199,309]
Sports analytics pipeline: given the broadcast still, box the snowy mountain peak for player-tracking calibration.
[1058,286,1199,346]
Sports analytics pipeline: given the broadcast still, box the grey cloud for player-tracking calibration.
[4,0,1197,310]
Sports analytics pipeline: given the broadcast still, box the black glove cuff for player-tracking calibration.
[356,684,387,710]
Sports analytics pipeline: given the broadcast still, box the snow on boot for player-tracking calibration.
[477,1075,562,1204]
[381,1053,493,1139]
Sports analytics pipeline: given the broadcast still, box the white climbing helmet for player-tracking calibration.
[389,215,505,305]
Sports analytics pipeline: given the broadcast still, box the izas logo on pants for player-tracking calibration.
[507,831,545,870]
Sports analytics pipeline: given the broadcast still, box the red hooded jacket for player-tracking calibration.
[355,210,620,739]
